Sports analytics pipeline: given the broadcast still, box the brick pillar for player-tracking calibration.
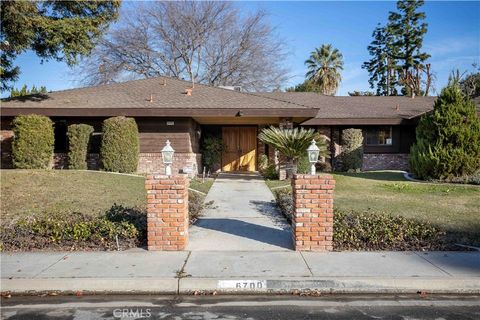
[145,174,189,251]
[291,174,335,251]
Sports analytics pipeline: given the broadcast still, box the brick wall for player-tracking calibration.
[363,153,410,171]
[291,174,335,251]
[145,174,189,251]
[138,153,201,176]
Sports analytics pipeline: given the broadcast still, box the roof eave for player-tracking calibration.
[300,117,413,126]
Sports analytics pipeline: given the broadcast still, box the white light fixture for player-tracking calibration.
[307,139,320,175]
[161,140,175,176]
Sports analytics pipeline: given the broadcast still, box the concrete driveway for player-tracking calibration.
[187,172,293,251]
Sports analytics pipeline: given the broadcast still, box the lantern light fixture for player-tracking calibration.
[307,139,320,175]
[161,140,175,176]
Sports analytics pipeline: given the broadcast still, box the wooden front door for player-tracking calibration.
[222,126,257,172]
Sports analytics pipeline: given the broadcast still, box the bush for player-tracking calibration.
[188,190,214,222]
[297,153,311,174]
[339,128,363,171]
[100,116,139,173]
[272,189,454,251]
[0,207,143,251]
[201,135,223,172]
[11,114,54,169]
[67,124,94,169]
[263,164,279,180]
[273,188,293,221]
[410,85,480,180]
[333,210,447,251]
[258,154,269,172]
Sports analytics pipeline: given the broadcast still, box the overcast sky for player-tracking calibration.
[8,1,480,96]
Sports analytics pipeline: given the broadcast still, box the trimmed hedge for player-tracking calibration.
[100,116,139,173]
[67,124,94,169]
[339,128,363,171]
[12,114,54,169]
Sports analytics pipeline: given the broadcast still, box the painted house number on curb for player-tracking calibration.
[217,280,267,290]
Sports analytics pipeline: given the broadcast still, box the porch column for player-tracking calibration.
[291,174,335,251]
[146,174,189,250]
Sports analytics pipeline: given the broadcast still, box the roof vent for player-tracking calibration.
[185,88,193,96]
[161,79,166,86]
[219,85,242,92]
[149,94,154,102]
[395,104,400,111]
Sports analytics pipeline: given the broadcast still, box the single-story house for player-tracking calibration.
[1,76,440,175]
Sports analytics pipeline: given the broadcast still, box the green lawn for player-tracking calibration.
[0,170,215,221]
[1,170,146,220]
[266,171,480,242]
[189,178,214,194]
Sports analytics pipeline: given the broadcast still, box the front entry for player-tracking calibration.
[222,126,257,172]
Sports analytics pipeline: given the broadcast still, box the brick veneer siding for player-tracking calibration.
[138,153,201,176]
[291,174,335,251]
[362,153,410,171]
[48,152,200,176]
[145,174,189,251]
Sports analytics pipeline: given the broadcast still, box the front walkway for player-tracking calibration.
[187,172,293,251]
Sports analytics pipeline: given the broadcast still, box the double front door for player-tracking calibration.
[222,126,257,172]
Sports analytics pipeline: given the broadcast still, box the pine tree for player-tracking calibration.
[410,84,480,180]
[387,0,430,96]
[362,24,399,96]
[9,84,48,98]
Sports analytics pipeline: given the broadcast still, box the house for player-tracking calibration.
[1,76,438,176]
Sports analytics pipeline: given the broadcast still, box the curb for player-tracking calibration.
[3,277,480,295]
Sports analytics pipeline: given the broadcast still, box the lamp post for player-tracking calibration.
[161,140,175,176]
[307,139,320,175]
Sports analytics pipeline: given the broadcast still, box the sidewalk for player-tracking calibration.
[1,250,479,294]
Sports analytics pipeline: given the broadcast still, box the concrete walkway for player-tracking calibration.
[2,251,479,294]
[187,173,292,251]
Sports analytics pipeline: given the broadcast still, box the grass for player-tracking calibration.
[266,171,480,243]
[1,170,146,220]
[189,178,214,194]
[264,179,291,190]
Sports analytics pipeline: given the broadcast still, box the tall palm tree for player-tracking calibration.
[305,44,344,95]
[258,126,328,178]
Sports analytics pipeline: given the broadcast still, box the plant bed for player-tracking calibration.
[272,187,477,251]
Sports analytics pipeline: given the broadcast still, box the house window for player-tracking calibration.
[365,126,393,146]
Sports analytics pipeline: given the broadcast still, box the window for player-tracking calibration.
[365,126,393,146]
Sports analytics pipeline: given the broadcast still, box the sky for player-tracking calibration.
[7,1,480,97]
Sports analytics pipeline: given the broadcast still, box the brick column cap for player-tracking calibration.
[146,173,188,180]
[293,174,334,179]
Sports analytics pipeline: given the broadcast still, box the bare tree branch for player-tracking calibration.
[75,1,289,91]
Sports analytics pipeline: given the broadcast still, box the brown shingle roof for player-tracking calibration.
[1,77,308,110]
[254,92,437,124]
[1,76,443,122]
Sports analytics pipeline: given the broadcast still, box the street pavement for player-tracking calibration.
[1,294,479,320]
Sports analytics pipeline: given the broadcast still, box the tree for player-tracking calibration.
[387,0,430,96]
[410,84,480,180]
[77,1,288,92]
[348,91,375,96]
[285,80,322,93]
[9,84,47,98]
[449,65,480,99]
[362,24,399,96]
[258,127,328,178]
[0,1,120,91]
[305,44,344,95]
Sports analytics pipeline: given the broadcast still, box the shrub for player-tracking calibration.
[272,189,453,251]
[317,161,332,172]
[410,85,480,180]
[333,210,447,251]
[297,153,311,174]
[11,114,54,169]
[263,164,279,180]
[188,190,214,222]
[273,188,293,221]
[67,124,94,169]
[258,154,269,172]
[0,207,143,251]
[201,135,223,172]
[339,128,363,171]
[100,116,139,173]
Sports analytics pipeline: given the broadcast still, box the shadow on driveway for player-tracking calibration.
[193,218,293,250]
